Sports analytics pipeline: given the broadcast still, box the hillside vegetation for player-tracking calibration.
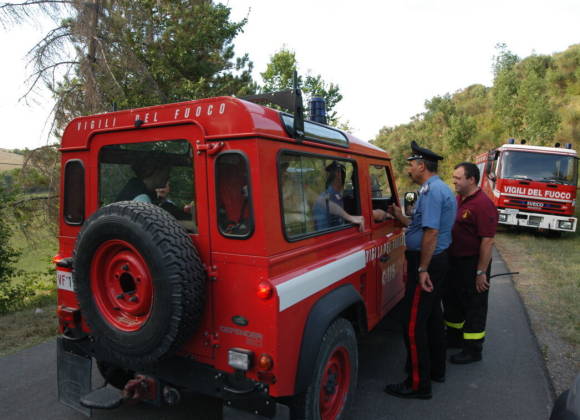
[373,43,580,186]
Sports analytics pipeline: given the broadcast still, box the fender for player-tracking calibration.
[294,284,366,394]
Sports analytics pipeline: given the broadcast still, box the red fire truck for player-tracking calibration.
[55,85,406,419]
[476,139,578,233]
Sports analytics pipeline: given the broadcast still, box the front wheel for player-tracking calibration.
[294,318,358,420]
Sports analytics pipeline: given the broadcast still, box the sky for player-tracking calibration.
[1,0,579,151]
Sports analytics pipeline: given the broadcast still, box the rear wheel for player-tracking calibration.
[293,318,358,420]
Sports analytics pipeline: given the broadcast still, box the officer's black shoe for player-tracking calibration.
[450,350,482,364]
[384,382,432,399]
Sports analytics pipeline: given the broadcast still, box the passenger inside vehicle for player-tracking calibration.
[313,161,363,230]
[116,158,171,203]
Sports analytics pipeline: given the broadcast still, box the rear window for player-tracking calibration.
[279,152,360,239]
[63,160,85,225]
[98,139,197,232]
[215,152,254,238]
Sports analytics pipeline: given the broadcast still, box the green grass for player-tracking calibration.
[0,213,58,355]
[495,206,580,346]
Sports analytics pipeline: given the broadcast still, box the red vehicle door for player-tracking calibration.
[366,161,406,327]
[90,124,215,358]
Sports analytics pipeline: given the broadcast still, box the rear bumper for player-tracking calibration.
[498,209,577,232]
[57,337,280,418]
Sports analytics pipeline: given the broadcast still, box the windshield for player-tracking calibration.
[500,151,578,185]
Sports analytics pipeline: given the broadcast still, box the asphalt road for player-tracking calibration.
[0,249,553,420]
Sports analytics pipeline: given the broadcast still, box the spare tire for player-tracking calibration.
[73,201,205,366]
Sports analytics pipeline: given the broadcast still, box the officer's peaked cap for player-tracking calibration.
[407,140,444,162]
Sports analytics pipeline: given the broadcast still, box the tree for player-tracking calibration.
[260,47,343,126]
[1,0,256,135]
[0,185,19,283]
[492,43,524,137]
[519,56,561,143]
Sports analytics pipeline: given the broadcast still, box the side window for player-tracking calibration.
[369,164,395,224]
[215,152,253,238]
[63,160,85,225]
[279,152,360,239]
[476,162,485,187]
[99,139,197,232]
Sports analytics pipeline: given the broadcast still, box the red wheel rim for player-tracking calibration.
[319,346,351,419]
[90,240,154,331]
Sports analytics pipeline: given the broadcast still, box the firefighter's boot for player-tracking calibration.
[450,339,483,364]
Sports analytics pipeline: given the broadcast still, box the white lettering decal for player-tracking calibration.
[144,113,149,123]
[184,107,191,118]
[196,106,202,117]
[153,112,158,122]
[207,104,213,115]
[174,109,180,119]
[219,103,226,114]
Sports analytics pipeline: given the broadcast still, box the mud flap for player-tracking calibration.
[57,337,92,417]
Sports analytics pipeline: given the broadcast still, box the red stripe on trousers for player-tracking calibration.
[408,284,422,391]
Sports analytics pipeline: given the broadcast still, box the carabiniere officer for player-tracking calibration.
[385,141,457,399]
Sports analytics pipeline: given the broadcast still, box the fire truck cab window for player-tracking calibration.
[98,139,197,232]
[501,151,578,185]
[369,164,395,223]
[279,153,360,239]
[216,153,253,238]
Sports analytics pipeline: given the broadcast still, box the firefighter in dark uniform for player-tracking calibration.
[385,141,456,399]
[444,162,498,363]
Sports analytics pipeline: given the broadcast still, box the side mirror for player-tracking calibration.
[403,191,418,217]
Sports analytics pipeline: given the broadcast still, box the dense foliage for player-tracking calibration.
[0,0,257,134]
[373,43,580,187]
[260,47,344,126]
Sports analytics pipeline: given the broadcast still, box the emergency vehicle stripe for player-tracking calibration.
[276,250,366,312]
[408,284,422,391]
[501,193,573,203]
[464,331,486,340]
[445,320,465,330]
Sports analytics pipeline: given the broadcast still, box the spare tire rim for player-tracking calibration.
[90,239,154,332]
[319,346,351,419]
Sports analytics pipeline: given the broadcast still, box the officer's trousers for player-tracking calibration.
[403,250,448,391]
[443,255,491,354]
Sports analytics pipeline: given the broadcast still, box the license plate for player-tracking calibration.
[57,270,74,292]
[504,208,519,214]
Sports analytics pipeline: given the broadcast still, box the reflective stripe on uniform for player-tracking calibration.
[464,331,486,340]
[445,320,464,330]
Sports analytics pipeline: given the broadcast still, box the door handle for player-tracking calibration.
[379,254,390,263]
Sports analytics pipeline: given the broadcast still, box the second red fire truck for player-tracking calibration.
[477,139,578,233]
